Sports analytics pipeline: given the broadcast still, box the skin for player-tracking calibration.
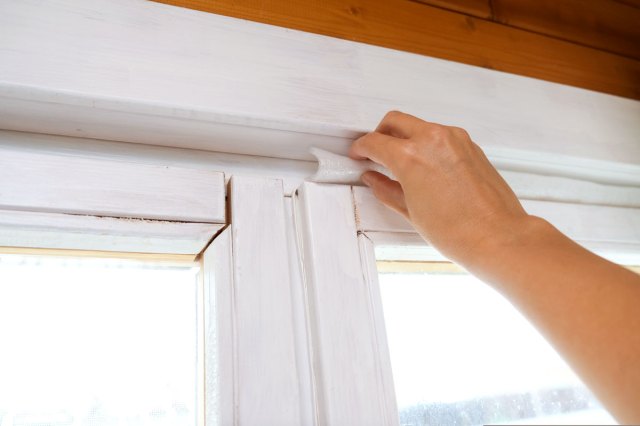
[350,111,640,424]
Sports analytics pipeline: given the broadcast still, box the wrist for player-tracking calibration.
[456,214,555,272]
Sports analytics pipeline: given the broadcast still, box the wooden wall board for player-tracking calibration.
[411,0,492,18]
[151,0,640,99]
[491,0,640,60]
[614,0,640,8]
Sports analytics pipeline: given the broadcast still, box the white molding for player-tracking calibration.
[0,209,222,255]
[284,197,316,425]
[0,130,314,197]
[1,0,640,183]
[295,182,399,425]
[0,145,226,223]
[357,233,399,423]
[202,228,235,426]
[498,170,640,209]
[353,186,640,253]
[228,176,304,425]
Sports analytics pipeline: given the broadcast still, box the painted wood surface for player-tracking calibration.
[152,0,640,99]
[295,182,399,425]
[284,197,316,425]
[353,186,640,253]
[229,176,304,425]
[0,130,315,197]
[1,0,639,170]
[201,228,235,425]
[0,146,226,223]
[0,209,222,255]
[357,234,399,424]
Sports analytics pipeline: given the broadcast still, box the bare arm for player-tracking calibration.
[350,111,640,424]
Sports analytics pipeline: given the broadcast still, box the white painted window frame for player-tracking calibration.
[2,0,640,425]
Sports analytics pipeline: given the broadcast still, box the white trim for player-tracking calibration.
[1,1,639,171]
[202,228,235,426]
[0,130,314,197]
[228,176,304,425]
[295,182,398,425]
[0,145,226,223]
[0,209,222,255]
[353,186,640,253]
[357,233,399,422]
[284,197,316,425]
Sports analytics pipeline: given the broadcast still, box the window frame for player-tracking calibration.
[2,1,640,424]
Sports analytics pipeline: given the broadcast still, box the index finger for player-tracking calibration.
[349,131,404,172]
[376,110,426,138]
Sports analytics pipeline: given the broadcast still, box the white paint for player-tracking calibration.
[229,176,304,425]
[201,228,235,426]
[353,186,640,252]
[1,0,639,168]
[0,130,314,196]
[0,145,226,223]
[0,209,221,254]
[310,147,640,208]
[284,197,316,425]
[357,234,399,423]
[294,182,399,425]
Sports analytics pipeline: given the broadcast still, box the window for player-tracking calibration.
[378,261,616,426]
[0,252,200,426]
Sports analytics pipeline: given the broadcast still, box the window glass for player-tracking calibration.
[0,253,199,426]
[378,263,617,426]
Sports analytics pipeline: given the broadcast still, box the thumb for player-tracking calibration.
[361,171,409,219]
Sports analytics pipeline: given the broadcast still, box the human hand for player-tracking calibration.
[350,111,532,265]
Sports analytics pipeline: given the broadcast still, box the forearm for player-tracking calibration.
[462,215,640,424]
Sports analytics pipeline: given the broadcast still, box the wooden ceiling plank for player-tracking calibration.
[492,0,640,60]
[409,0,492,18]
[152,0,640,100]
[612,0,640,9]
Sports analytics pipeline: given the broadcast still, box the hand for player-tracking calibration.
[350,111,532,265]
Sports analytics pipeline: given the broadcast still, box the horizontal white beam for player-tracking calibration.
[0,146,226,223]
[0,209,223,254]
[353,186,640,253]
[0,130,314,197]
[0,0,639,177]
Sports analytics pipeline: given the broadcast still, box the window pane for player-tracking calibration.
[379,267,616,426]
[0,254,199,426]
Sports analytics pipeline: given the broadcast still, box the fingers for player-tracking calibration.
[376,110,427,138]
[361,171,409,219]
[349,131,401,169]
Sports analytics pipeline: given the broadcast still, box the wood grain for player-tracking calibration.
[410,0,491,18]
[152,0,640,99]
[492,0,640,59]
[0,147,226,223]
[295,182,399,425]
[229,176,303,425]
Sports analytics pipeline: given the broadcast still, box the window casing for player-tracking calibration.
[1,1,639,424]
